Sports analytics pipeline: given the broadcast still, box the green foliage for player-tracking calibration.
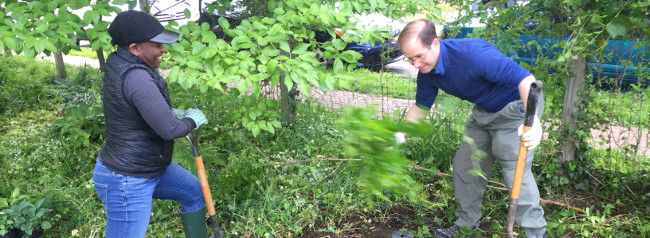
[0,195,53,236]
[0,55,57,114]
[49,102,105,148]
[338,106,438,206]
[0,0,123,56]
[67,47,107,59]
[1,57,649,237]
[161,0,441,135]
[236,94,283,137]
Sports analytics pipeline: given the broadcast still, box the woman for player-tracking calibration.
[93,10,210,238]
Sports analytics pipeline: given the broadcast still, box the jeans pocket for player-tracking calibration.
[93,181,108,204]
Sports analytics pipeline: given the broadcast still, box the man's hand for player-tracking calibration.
[394,132,407,144]
[518,117,542,150]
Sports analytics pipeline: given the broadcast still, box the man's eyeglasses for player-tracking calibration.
[404,47,432,64]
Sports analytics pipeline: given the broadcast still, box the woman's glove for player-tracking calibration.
[185,108,208,130]
[518,117,542,150]
[171,108,185,119]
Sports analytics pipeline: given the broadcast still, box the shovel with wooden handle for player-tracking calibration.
[187,126,223,238]
[506,80,543,238]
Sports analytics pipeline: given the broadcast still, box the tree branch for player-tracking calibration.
[276,155,586,214]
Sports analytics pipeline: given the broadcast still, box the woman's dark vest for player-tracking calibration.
[98,48,174,178]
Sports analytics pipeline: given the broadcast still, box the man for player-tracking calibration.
[93,10,211,237]
[396,19,547,238]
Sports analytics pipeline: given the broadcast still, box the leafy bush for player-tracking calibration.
[49,102,105,149]
[0,55,58,114]
[0,199,53,236]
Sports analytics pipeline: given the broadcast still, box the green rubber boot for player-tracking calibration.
[180,207,209,238]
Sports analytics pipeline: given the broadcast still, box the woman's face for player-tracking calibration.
[129,41,166,69]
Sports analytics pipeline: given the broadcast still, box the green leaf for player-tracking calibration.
[4,37,16,50]
[273,8,285,15]
[256,36,268,46]
[333,58,344,73]
[47,1,57,11]
[202,47,218,59]
[186,60,203,70]
[279,40,290,53]
[292,43,309,54]
[284,74,294,90]
[298,81,311,96]
[237,81,247,94]
[191,44,206,55]
[218,16,230,29]
[168,66,180,83]
[252,124,260,137]
[41,221,52,230]
[258,121,268,130]
[606,17,628,38]
[34,41,45,53]
[202,32,217,43]
[257,54,270,65]
[43,40,57,53]
[266,122,275,134]
[271,120,281,128]
[266,59,278,74]
[262,46,279,57]
[92,11,100,24]
[183,9,191,19]
[249,111,258,120]
[332,38,347,51]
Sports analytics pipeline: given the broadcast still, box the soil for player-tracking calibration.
[298,205,432,238]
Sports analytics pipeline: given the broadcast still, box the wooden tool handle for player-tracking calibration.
[194,155,216,215]
[507,80,543,238]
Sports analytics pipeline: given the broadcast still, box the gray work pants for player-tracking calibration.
[452,99,547,234]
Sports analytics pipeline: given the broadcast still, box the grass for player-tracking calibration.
[339,68,417,99]
[588,88,650,128]
[1,55,649,237]
[67,47,107,60]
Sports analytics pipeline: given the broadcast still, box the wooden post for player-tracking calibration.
[561,53,587,162]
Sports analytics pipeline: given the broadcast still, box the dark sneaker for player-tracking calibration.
[434,224,480,238]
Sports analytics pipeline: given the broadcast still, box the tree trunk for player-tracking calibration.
[280,73,297,125]
[560,53,587,162]
[96,49,105,71]
[54,51,67,79]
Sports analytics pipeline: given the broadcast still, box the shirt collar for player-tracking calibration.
[433,40,446,75]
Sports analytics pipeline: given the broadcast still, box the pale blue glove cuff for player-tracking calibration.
[171,108,185,119]
[185,108,208,130]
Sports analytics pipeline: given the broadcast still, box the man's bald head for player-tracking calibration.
[397,19,438,48]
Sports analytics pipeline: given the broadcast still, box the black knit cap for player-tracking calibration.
[108,10,179,47]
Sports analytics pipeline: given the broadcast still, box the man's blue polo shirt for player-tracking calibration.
[415,38,531,113]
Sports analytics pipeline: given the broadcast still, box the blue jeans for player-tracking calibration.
[93,158,204,238]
